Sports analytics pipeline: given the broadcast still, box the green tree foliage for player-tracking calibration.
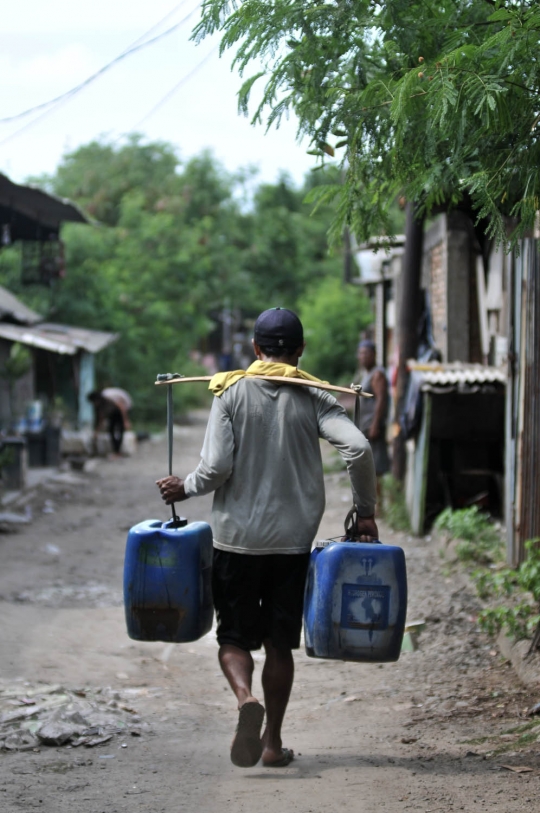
[195,0,540,245]
[0,137,372,422]
[299,275,371,381]
[249,167,343,305]
[53,135,181,226]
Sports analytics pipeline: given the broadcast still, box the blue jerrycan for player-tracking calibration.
[123,517,214,643]
[303,532,407,662]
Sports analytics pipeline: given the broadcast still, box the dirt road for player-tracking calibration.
[1,412,539,812]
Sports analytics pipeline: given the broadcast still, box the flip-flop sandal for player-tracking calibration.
[263,748,295,768]
[230,701,265,768]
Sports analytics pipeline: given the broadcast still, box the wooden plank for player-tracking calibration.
[155,376,212,385]
[250,375,373,397]
[155,374,373,398]
[410,392,432,536]
[476,256,490,361]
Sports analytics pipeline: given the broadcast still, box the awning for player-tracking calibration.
[0,285,41,325]
[0,322,117,355]
[408,361,506,391]
[0,173,88,242]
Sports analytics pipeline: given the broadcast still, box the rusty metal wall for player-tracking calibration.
[506,239,540,565]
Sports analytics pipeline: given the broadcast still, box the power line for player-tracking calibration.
[0,1,201,129]
[133,44,219,129]
[128,0,194,49]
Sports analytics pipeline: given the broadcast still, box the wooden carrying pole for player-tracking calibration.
[155,374,373,398]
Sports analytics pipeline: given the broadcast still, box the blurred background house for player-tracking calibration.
[0,173,117,484]
[353,215,539,565]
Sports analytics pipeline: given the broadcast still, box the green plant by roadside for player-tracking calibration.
[381,474,410,532]
[434,507,540,644]
[463,719,540,756]
[434,506,502,565]
[474,539,540,641]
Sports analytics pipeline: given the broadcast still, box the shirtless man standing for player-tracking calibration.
[355,340,390,509]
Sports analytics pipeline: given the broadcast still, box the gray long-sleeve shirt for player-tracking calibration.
[184,379,376,554]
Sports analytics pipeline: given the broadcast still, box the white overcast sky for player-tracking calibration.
[0,0,317,187]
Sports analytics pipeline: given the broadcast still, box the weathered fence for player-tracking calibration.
[506,239,540,565]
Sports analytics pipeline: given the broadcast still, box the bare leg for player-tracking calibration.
[219,644,265,767]
[218,644,259,708]
[260,639,294,765]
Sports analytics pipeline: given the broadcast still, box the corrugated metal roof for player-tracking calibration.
[0,285,42,325]
[408,361,506,387]
[0,322,117,355]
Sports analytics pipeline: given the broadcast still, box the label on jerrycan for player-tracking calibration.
[340,583,390,631]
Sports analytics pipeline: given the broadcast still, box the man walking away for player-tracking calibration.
[157,308,377,769]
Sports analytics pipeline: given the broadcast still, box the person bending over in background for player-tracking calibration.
[88,387,132,456]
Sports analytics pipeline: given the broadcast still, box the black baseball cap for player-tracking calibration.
[253,307,304,348]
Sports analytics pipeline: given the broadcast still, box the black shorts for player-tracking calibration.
[212,549,311,652]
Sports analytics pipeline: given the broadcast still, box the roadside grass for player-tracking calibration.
[487,724,540,756]
[435,505,503,565]
[434,506,540,644]
[502,720,540,736]
[462,720,540,754]
[382,474,411,532]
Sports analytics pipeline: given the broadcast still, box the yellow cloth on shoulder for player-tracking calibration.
[208,360,328,397]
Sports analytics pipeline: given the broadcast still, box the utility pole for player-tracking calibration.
[392,202,425,480]
[221,302,233,371]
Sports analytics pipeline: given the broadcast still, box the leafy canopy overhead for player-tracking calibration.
[194,1,540,245]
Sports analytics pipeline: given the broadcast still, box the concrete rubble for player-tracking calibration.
[0,505,32,526]
[0,682,148,752]
[0,465,95,532]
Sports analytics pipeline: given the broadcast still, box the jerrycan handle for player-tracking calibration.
[342,506,381,544]
[163,517,188,529]
[163,380,183,527]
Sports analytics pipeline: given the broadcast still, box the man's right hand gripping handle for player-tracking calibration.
[342,506,379,542]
